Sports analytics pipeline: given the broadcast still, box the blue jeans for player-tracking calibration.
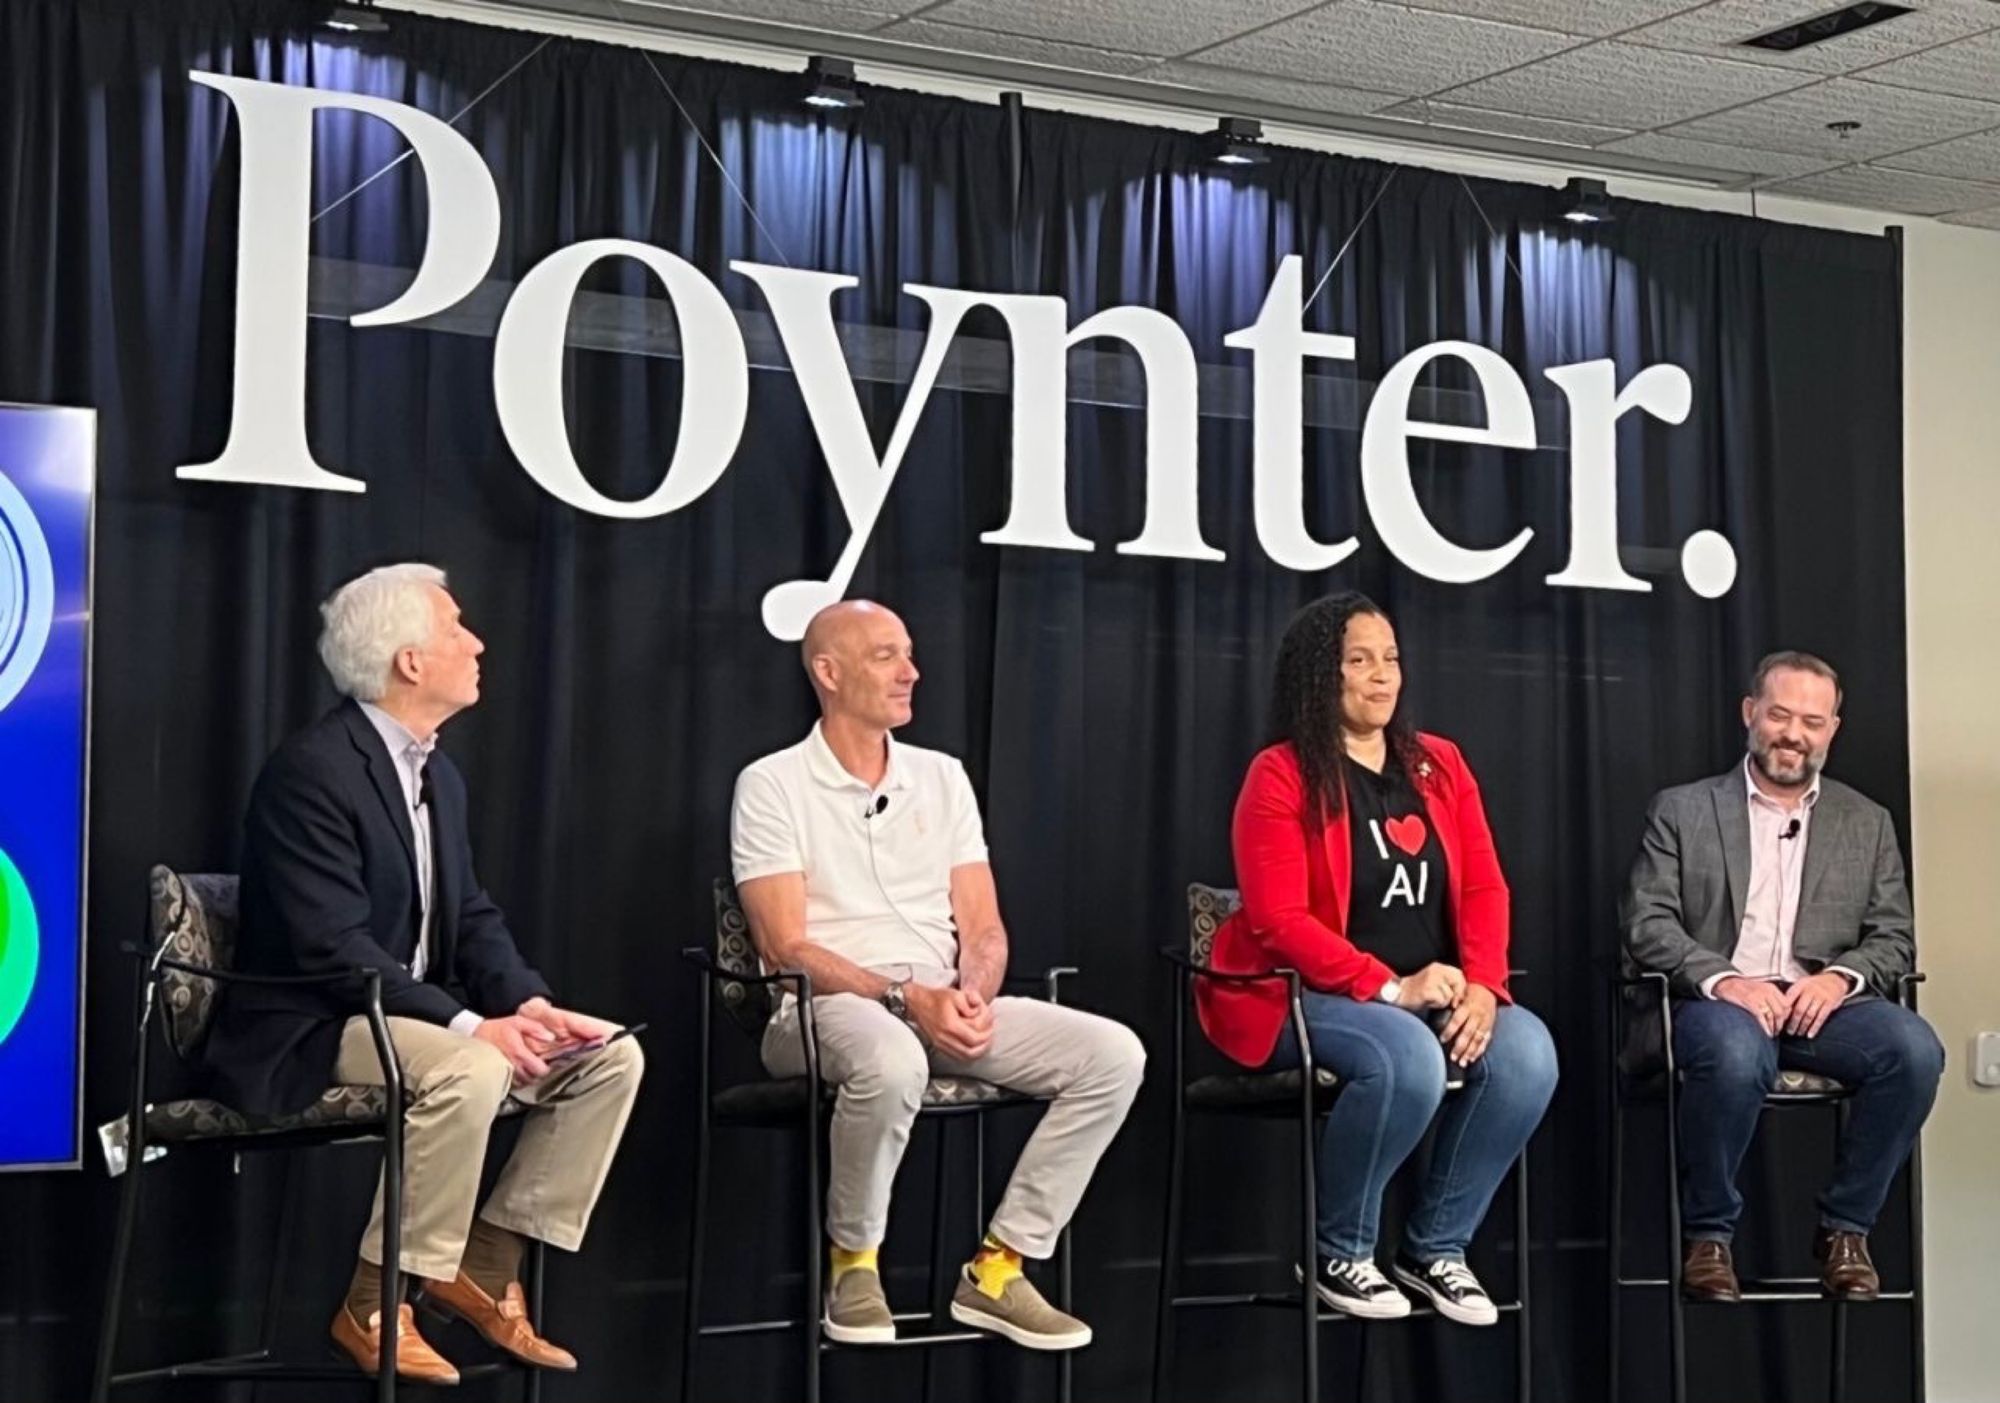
[1268,994,1558,1262]
[1672,995,1945,1240]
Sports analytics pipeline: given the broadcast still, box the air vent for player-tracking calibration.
[1739,3,1912,51]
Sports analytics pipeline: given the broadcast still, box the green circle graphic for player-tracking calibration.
[0,847,38,1047]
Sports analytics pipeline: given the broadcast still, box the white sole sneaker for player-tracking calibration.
[822,1303,897,1344]
[948,1298,1092,1351]
[1294,1263,1411,1320]
[1390,1262,1499,1326]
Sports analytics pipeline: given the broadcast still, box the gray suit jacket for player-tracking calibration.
[1620,765,1915,1003]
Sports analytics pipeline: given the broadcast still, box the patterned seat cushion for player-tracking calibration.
[1624,1066,1853,1099]
[149,866,242,1060]
[1187,1066,1340,1113]
[1769,1068,1851,1096]
[713,1074,1032,1127]
[143,1086,529,1143]
[1187,883,1241,965]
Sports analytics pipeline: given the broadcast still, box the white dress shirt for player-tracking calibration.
[357,702,482,1036]
[1700,756,1863,1002]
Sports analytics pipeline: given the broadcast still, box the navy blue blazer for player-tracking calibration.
[203,700,551,1115]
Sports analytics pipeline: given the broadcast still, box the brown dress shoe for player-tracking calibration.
[330,1303,461,1385]
[1815,1229,1880,1299]
[1681,1240,1742,1302]
[423,1271,579,1371]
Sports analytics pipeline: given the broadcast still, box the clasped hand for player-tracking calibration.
[906,983,995,1061]
[1392,961,1497,1068]
[474,996,622,1083]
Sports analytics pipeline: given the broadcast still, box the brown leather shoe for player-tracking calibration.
[1814,1229,1880,1299]
[1681,1240,1742,1302]
[423,1271,578,1371]
[330,1303,461,1385]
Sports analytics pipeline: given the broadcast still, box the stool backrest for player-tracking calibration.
[148,865,241,1060]
[1187,883,1241,965]
[711,879,777,1039]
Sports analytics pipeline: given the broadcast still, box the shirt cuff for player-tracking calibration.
[1698,969,1739,1000]
[447,1010,485,1038]
[1827,966,1868,1001]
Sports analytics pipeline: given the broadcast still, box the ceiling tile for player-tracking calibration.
[911,0,1323,58]
[1137,61,1404,116]
[1763,162,2000,213]
[1378,98,1632,146]
[1668,76,2000,162]
[1440,41,1813,127]
[1594,131,1839,180]
[871,17,1158,74]
[635,0,901,33]
[1937,204,2000,228]
[1190,1,1578,97]
[1624,0,2000,74]
[1861,28,2000,101]
[1878,126,2000,180]
[1383,0,1692,36]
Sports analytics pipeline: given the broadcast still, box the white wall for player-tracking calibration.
[1901,217,2000,1403]
[403,6,2000,1388]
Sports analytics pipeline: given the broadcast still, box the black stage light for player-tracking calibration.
[320,1,391,34]
[804,55,863,110]
[1559,175,1613,225]
[1206,116,1269,167]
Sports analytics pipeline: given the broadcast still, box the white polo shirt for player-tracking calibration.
[730,723,989,973]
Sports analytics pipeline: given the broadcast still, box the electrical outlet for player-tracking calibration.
[1976,1032,2000,1088]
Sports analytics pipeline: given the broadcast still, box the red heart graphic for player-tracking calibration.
[1384,814,1428,857]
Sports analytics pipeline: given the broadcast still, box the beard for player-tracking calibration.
[1749,733,1821,786]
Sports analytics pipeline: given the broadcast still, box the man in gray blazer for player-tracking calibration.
[1621,651,1943,1303]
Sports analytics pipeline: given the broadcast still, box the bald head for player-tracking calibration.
[801,600,919,730]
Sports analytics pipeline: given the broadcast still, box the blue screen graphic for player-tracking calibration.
[0,404,94,1170]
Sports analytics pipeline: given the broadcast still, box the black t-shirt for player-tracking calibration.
[1345,753,1452,976]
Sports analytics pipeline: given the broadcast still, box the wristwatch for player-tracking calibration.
[1377,979,1404,1006]
[880,980,911,1022]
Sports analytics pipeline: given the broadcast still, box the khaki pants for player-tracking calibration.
[761,970,1145,1259]
[333,1016,644,1281]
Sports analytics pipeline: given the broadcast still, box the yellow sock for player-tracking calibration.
[830,1245,878,1284]
[969,1234,1023,1300]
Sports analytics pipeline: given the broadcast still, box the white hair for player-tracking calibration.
[317,563,447,701]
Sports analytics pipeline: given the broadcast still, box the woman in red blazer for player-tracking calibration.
[1198,592,1557,1325]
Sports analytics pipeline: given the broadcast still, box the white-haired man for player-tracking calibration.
[730,600,1145,1350]
[204,564,643,1384]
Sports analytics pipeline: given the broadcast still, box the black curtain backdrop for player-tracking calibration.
[0,2,1913,1400]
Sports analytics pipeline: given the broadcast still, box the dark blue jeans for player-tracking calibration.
[1672,995,1945,1240]
[1268,994,1558,1262]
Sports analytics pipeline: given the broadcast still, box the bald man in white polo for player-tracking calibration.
[729,600,1145,1351]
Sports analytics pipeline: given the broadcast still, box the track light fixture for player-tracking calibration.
[1559,176,1613,225]
[1206,116,1269,167]
[804,55,863,110]
[320,1,390,34]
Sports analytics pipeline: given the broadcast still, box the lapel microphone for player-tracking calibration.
[417,760,434,813]
[1780,817,1801,840]
[864,795,889,820]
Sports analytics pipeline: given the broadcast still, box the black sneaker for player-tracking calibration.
[1391,1255,1498,1326]
[1297,1256,1411,1319]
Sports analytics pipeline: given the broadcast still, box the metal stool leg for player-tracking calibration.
[679,1101,711,1403]
[923,1117,954,1403]
[1299,1085,1318,1403]
[1516,1142,1533,1403]
[1608,1087,1625,1403]
[89,1122,147,1403]
[1152,1087,1186,1403]
[1664,1075,1688,1403]
[523,1239,547,1403]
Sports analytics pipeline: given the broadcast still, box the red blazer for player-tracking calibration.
[1196,734,1513,1068]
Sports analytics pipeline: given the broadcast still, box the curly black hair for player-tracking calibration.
[1268,591,1434,829]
